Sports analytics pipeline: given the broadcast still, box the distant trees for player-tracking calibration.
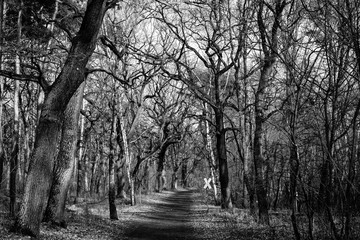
[145,79,190,192]
[0,0,360,239]
[153,0,244,209]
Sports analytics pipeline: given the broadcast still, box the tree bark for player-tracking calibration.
[156,121,177,193]
[290,141,301,240]
[75,99,87,200]
[254,0,285,224]
[157,145,168,192]
[182,160,187,188]
[109,147,118,219]
[119,113,133,205]
[253,64,271,225]
[116,168,127,198]
[108,101,118,220]
[115,117,127,198]
[15,1,107,237]
[214,108,232,209]
[171,172,178,190]
[43,82,85,227]
[344,101,360,239]
[0,0,4,191]
[204,104,219,205]
[10,4,22,216]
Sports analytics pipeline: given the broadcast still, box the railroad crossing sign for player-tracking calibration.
[204,178,212,189]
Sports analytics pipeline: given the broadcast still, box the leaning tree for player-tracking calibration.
[15,0,113,237]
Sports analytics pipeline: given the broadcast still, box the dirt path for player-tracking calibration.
[0,189,298,239]
[123,189,201,240]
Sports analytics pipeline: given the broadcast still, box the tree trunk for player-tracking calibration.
[22,112,31,190]
[74,99,86,200]
[10,3,22,217]
[115,117,126,198]
[205,104,219,205]
[143,161,150,194]
[171,172,178,190]
[76,150,85,201]
[318,90,334,207]
[116,168,127,198]
[318,150,333,211]
[157,147,168,192]
[116,117,126,198]
[344,102,360,239]
[145,160,155,194]
[130,178,135,205]
[15,1,107,237]
[108,101,118,220]
[290,141,301,240]
[214,108,232,209]
[108,150,118,219]
[254,0,285,224]
[182,161,187,188]
[244,174,256,214]
[43,82,85,227]
[0,0,5,191]
[119,113,133,205]
[253,66,270,225]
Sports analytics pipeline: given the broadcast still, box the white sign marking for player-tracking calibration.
[204,178,212,189]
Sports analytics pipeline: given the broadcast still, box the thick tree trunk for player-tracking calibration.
[214,109,232,209]
[253,65,271,225]
[156,121,177,193]
[15,1,107,237]
[43,82,85,227]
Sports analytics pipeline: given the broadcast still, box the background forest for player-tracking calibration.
[0,0,360,239]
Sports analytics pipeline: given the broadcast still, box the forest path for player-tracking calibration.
[122,188,205,240]
[0,188,297,239]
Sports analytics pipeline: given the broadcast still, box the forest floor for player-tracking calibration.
[0,188,359,239]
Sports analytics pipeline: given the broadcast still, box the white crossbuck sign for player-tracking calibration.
[204,178,212,189]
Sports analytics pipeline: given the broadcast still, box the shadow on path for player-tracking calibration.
[123,189,198,240]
